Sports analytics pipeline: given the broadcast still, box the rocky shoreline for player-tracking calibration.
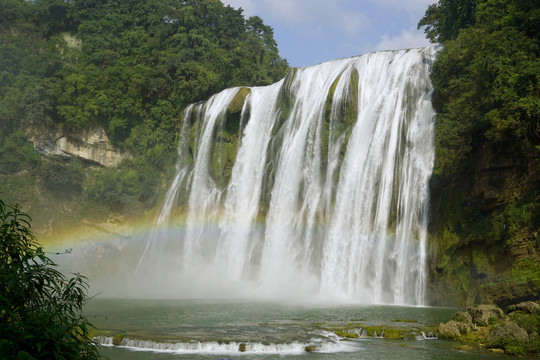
[317,301,539,356]
[438,301,539,355]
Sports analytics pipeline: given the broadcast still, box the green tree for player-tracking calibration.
[0,130,41,174]
[419,0,539,175]
[418,0,478,42]
[0,199,100,359]
[40,158,85,193]
[85,162,159,212]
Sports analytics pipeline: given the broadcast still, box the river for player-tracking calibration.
[86,299,516,359]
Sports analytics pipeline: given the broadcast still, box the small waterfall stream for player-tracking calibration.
[138,46,437,305]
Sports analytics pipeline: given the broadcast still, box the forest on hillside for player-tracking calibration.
[0,0,288,213]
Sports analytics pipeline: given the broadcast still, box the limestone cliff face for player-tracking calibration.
[427,144,540,307]
[25,123,131,167]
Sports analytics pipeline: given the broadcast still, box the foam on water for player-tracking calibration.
[93,335,359,355]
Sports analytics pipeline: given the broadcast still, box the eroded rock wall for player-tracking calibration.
[427,144,540,307]
[25,122,131,167]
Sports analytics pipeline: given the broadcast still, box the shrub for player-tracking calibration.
[84,163,159,212]
[0,199,100,359]
[39,158,85,192]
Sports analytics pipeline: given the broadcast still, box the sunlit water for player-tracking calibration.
[86,299,516,360]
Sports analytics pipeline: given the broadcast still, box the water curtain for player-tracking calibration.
[138,46,437,305]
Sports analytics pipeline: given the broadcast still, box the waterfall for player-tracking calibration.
[138,46,437,305]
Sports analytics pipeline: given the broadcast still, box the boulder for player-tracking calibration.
[438,321,461,339]
[451,311,473,326]
[514,301,540,314]
[448,311,473,333]
[488,321,528,345]
[468,304,504,326]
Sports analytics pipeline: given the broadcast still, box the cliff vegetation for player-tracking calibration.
[419,0,539,306]
[0,0,288,232]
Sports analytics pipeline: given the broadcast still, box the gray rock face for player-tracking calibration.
[25,124,130,167]
[468,304,504,326]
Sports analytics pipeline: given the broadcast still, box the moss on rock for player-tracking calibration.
[320,68,359,184]
[437,302,540,356]
[227,87,251,115]
[468,304,504,326]
[428,141,540,308]
[451,311,473,326]
[438,320,462,339]
[488,321,529,345]
[207,87,255,189]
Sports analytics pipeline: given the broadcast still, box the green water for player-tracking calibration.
[85,299,516,359]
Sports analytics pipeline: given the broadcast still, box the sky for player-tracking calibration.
[221,0,437,67]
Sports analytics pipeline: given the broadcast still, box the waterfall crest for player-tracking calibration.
[138,46,437,305]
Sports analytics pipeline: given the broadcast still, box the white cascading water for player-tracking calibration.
[137,46,437,305]
[94,334,355,355]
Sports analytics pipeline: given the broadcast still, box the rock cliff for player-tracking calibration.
[427,144,540,307]
[25,122,131,167]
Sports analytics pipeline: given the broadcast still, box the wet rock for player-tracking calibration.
[488,348,505,354]
[438,321,461,339]
[304,345,317,352]
[112,335,124,346]
[468,304,503,326]
[488,321,529,345]
[227,87,251,115]
[238,343,246,352]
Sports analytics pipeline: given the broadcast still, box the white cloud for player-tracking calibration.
[222,0,369,37]
[369,0,436,17]
[375,28,430,51]
[272,0,369,36]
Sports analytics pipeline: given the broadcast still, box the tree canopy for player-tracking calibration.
[1,0,288,140]
[418,0,539,175]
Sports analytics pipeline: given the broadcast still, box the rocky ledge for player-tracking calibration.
[438,302,540,355]
[25,122,131,167]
